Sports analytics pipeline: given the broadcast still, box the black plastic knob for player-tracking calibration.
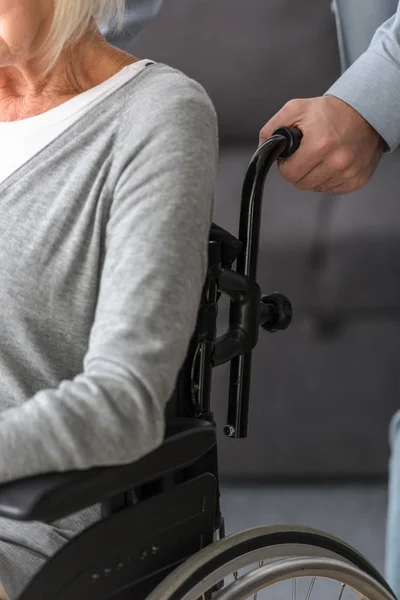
[260,292,293,333]
[273,127,303,158]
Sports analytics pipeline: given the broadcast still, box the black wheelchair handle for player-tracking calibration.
[273,126,303,158]
[236,126,303,281]
[225,127,302,438]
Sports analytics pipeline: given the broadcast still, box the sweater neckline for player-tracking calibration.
[0,59,154,134]
[0,60,158,195]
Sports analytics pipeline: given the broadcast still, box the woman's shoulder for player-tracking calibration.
[117,61,217,133]
[109,61,219,184]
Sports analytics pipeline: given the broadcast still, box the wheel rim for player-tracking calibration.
[176,554,394,600]
[177,544,364,600]
[146,526,394,600]
[211,557,394,600]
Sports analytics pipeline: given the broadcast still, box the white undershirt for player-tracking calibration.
[0,58,154,185]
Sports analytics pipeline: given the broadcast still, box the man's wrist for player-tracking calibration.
[326,50,400,152]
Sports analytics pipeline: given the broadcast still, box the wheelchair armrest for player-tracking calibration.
[0,419,216,523]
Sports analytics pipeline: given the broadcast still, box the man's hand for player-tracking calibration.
[259,96,385,194]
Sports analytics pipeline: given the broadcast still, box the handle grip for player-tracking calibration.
[273,126,303,158]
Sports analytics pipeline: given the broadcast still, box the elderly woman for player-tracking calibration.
[0,1,217,598]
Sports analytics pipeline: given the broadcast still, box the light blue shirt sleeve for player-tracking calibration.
[326,2,400,152]
[386,410,400,596]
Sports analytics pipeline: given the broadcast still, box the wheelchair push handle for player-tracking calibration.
[236,127,303,281]
[273,126,303,158]
[225,126,302,439]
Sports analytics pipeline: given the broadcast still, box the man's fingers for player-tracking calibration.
[295,161,323,185]
[324,179,367,195]
[260,95,384,194]
[280,157,346,193]
[279,159,336,191]
[311,179,335,193]
[276,137,324,185]
[259,99,305,143]
[277,136,365,191]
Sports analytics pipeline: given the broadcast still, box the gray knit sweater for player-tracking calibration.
[0,62,218,598]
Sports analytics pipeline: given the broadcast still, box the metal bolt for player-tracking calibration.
[224,425,236,437]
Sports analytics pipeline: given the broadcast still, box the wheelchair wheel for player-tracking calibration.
[146,525,396,600]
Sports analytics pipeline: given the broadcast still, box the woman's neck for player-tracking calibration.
[0,32,139,121]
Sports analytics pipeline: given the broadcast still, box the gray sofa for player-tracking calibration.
[129,0,400,479]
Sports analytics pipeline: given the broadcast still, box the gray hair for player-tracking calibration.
[44,0,126,73]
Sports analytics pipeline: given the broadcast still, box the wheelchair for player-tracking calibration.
[0,128,395,600]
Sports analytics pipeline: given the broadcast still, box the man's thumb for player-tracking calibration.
[259,100,301,143]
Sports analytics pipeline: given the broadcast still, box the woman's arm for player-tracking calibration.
[327,0,400,151]
[0,74,218,483]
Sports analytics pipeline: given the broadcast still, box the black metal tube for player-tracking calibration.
[238,135,288,279]
[195,241,220,418]
[225,133,290,438]
[198,276,219,416]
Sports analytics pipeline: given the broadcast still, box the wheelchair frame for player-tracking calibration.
[0,128,393,600]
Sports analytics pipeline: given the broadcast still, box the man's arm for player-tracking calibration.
[327,3,400,152]
[259,3,400,194]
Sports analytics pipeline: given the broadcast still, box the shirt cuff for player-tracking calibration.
[325,50,400,152]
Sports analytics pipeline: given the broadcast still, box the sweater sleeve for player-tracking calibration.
[0,74,218,483]
[326,5,400,152]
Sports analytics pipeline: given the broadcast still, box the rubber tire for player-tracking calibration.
[146,525,395,600]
